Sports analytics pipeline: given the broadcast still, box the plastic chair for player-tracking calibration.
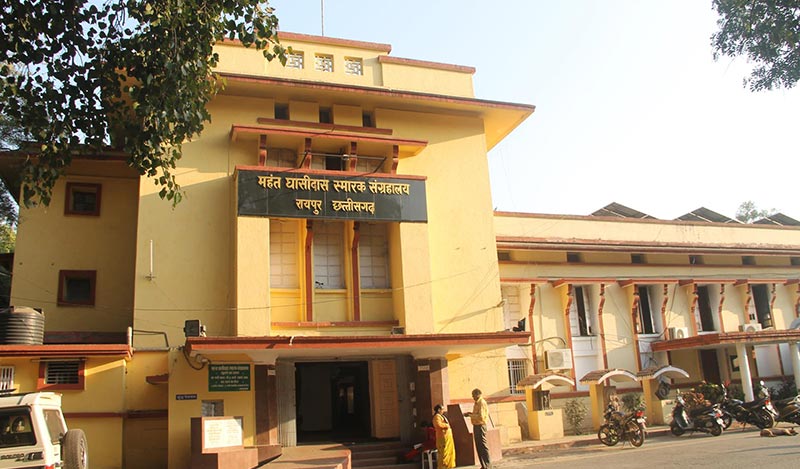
[421,448,437,469]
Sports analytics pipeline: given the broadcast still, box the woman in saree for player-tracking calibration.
[432,404,456,468]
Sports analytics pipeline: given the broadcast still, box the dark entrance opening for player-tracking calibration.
[700,349,721,385]
[295,361,371,442]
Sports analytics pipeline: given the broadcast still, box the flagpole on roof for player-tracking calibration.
[321,0,325,36]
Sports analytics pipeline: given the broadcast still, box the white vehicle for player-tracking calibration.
[0,392,87,469]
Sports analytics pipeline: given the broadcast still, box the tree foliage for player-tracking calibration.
[0,1,287,207]
[735,200,776,223]
[711,0,800,91]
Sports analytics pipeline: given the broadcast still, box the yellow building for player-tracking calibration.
[1,32,533,468]
[496,204,800,431]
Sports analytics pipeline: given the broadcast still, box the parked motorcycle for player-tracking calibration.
[669,393,724,436]
[597,404,647,447]
[772,395,800,425]
[720,382,775,429]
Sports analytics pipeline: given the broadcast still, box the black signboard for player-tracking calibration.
[237,169,427,222]
[208,364,251,392]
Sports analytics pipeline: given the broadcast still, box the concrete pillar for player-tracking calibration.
[413,358,449,427]
[588,383,606,430]
[791,342,800,393]
[737,343,754,401]
[254,364,281,461]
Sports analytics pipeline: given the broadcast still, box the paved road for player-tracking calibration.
[496,428,800,468]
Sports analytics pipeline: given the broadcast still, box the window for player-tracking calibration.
[270,220,299,288]
[566,252,582,263]
[362,112,374,128]
[202,400,224,417]
[631,254,646,264]
[501,285,521,330]
[319,107,332,124]
[791,257,800,266]
[344,57,363,75]
[37,360,84,390]
[637,286,656,334]
[689,255,704,265]
[64,183,101,216]
[497,251,511,261]
[359,224,390,289]
[0,409,36,448]
[313,221,344,289]
[57,270,96,306]
[697,285,716,332]
[314,54,334,72]
[752,284,773,328]
[572,286,592,336]
[325,154,345,171]
[742,256,756,265]
[507,359,528,395]
[286,51,304,69]
[274,103,289,120]
[0,366,13,391]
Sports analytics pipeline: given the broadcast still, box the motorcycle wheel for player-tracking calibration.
[598,424,619,446]
[710,421,723,437]
[755,411,775,429]
[626,421,646,447]
[670,421,685,436]
[721,413,733,430]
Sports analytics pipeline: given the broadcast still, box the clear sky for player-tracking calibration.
[269,0,800,220]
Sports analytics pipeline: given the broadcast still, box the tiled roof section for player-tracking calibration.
[676,207,739,224]
[753,212,800,226]
[591,202,655,219]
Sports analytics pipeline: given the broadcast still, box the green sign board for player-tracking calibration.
[208,364,251,392]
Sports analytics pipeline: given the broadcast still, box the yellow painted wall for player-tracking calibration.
[379,62,474,97]
[11,165,139,333]
[167,351,255,469]
[125,351,169,411]
[68,417,123,469]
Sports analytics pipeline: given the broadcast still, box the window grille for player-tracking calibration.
[313,222,344,289]
[0,366,14,390]
[286,52,304,69]
[315,54,334,72]
[344,57,363,75]
[508,359,528,395]
[44,361,80,385]
[359,224,389,289]
[270,220,299,288]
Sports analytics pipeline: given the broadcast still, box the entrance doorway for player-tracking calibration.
[295,361,371,442]
[700,349,721,385]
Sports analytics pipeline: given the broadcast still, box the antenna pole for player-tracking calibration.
[321,0,325,36]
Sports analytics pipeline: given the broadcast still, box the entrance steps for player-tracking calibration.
[348,440,417,469]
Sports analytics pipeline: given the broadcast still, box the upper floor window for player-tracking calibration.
[344,57,363,76]
[0,366,14,391]
[359,223,389,289]
[319,107,333,124]
[65,182,101,216]
[57,270,96,306]
[274,103,289,120]
[362,111,374,128]
[315,54,334,72]
[571,285,594,336]
[637,286,656,334]
[286,51,304,69]
[751,284,773,328]
[314,221,344,289]
[697,285,716,332]
[566,252,582,263]
[37,360,85,390]
[270,220,299,289]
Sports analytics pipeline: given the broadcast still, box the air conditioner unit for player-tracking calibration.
[545,349,573,370]
[739,323,763,333]
[667,327,689,340]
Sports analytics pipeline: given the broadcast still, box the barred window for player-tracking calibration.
[344,57,363,75]
[315,54,334,72]
[313,221,344,289]
[0,366,14,391]
[286,51,304,69]
[270,220,299,289]
[359,224,389,289]
[508,359,528,395]
[45,361,80,385]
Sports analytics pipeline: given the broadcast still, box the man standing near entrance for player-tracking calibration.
[463,388,492,469]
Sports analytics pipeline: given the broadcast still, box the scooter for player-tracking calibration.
[670,393,724,436]
[720,382,775,429]
[597,404,647,447]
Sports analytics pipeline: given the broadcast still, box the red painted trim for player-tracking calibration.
[552,278,616,288]
[64,182,102,216]
[563,286,576,390]
[496,236,800,256]
[219,73,536,114]
[377,55,476,74]
[231,124,427,149]
[528,284,537,374]
[276,32,392,52]
[235,165,427,181]
[37,360,85,391]
[271,321,399,328]
[618,279,681,287]
[186,331,529,352]
[0,344,131,358]
[125,409,169,419]
[652,329,800,352]
[57,270,97,307]
[351,223,361,321]
[256,117,393,136]
[597,284,609,370]
[304,221,314,322]
[258,135,267,166]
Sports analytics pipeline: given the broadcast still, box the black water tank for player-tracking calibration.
[0,306,45,345]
